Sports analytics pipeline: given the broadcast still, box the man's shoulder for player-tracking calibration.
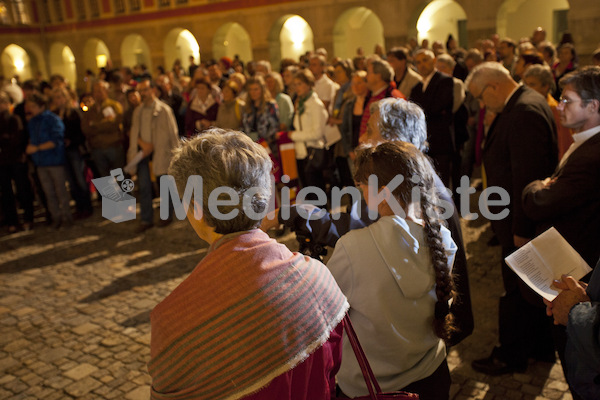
[507,87,552,117]
[434,71,454,86]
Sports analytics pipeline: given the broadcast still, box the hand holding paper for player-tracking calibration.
[544,275,591,325]
[505,227,592,301]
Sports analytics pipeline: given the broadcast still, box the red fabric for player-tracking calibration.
[475,107,486,166]
[243,322,343,400]
[359,85,405,140]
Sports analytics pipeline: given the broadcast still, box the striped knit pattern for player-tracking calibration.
[148,229,348,400]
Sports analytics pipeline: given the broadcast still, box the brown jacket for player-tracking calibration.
[81,98,123,149]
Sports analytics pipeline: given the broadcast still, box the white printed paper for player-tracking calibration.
[505,227,592,301]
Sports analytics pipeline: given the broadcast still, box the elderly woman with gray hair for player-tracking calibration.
[523,64,573,159]
[149,128,348,400]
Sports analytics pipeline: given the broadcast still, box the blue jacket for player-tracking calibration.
[28,110,66,167]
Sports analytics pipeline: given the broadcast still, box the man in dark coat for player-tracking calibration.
[523,66,600,400]
[410,49,455,188]
[466,62,558,375]
[523,66,600,267]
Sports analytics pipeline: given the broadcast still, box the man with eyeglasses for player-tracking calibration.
[465,62,558,376]
[522,66,600,400]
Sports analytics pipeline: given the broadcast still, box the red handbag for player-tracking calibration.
[334,315,420,400]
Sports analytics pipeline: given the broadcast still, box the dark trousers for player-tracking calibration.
[401,359,451,400]
[497,245,555,364]
[296,158,326,201]
[64,147,92,213]
[336,156,354,188]
[0,162,34,226]
[137,158,173,224]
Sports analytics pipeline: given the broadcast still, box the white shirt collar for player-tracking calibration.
[421,70,436,91]
[572,124,600,144]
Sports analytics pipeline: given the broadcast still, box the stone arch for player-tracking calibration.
[212,22,253,63]
[164,28,200,73]
[268,14,314,70]
[416,0,468,49]
[121,34,152,71]
[83,38,111,75]
[49,42,77,87]
[1,44,33,80]
[333,7,385,60]
[497,0,569,44]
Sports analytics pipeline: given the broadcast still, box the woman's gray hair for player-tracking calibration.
[523,64,556,93]
[369,98,428,151]
[369,58,395,84]
[168,128,273,234]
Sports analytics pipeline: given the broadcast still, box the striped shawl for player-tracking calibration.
[148,229,348,400]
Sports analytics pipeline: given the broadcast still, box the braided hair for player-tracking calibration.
[354,141,456,340]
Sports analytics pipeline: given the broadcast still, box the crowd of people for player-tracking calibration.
[2,26,600,400]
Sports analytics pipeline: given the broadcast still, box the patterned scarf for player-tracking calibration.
[148,229,348,400]
[296,90,313,116]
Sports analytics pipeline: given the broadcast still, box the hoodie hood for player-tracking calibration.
[369,215,457,299]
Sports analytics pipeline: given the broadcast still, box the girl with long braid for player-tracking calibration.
[327,141,457,400]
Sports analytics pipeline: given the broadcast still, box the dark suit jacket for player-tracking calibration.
[483,86,557,249]
[522,131,600,266]
[410,71,455,156]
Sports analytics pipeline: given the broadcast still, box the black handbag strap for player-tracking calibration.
[342,314,382,398]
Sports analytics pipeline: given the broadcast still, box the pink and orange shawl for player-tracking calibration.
[149,229,348,400]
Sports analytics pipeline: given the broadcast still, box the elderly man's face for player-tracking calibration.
[469,81,504,113]
[414,53,435,77]
[365,110,383,144]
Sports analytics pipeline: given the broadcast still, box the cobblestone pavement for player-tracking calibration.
[0,197,575,399]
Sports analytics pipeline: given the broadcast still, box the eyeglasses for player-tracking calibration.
[558,97,591,106]
[474,84,492,101]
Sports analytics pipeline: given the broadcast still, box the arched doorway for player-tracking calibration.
[497,0,569,44]
[164,28,200,73]
[49,42,77,87]
[212,22,253,63]
[121,34,152,71]
[1,44,33,80]
[83,38,111,74]
[269,15,314,70]
[416,0,468,49]
[333,7,385,60]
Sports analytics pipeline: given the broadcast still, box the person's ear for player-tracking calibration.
[587,98,600,114]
